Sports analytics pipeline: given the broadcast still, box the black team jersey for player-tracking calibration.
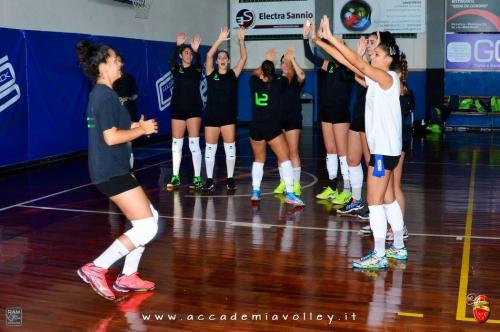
[249,75,285,127]
[169,46,202,112]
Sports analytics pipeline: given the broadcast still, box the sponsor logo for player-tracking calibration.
[5,307,22,326]
[236,9,255,28]
[0,55,21,113]
[155,71,174,111]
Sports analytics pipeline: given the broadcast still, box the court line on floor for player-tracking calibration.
[456,150,500,324]
[184,171,318,198]
[397,312,424,318]
[0,135,251,212]
[15,204,500,241]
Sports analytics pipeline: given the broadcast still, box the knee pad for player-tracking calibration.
[172,138,183,154]
[125,216,158,247]
[149,204,159,223]
[189,137,201,154]
[205,143,218,161]
[224,142,236,160]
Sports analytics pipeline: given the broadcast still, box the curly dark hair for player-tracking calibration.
[76,40,111,81]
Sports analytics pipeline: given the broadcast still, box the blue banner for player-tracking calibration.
[0,28,28,167]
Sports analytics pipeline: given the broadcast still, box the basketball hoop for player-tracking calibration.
[131,0,152,19]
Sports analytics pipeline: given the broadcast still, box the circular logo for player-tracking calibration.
[472,294,490,323]
[340,0,372,32]
[466,293,476,306]
[236,9,255,29]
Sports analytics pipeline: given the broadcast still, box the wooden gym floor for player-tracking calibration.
[0,128,499,331]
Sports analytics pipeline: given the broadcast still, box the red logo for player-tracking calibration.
[472,294,490,323]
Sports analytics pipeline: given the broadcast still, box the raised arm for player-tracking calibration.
[319,16,393,90]
[170,32,186,71]
[303,20,327,71]
[191,34,202,71]
[206,27,230,76]
[284,46,305,83]
[232,27,247,77]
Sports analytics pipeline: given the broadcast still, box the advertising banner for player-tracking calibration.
[446,0,500,33]
[333,0,426,34]
[230,0,315,36]
[446,33,500,71]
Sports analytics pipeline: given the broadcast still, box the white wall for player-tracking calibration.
[0,0,227,43]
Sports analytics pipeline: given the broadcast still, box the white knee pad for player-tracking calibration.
[224,142,236,160]
[125,216,158,247]
[172,138,183,154]
[189,137,201,154]
[149,204,159,223]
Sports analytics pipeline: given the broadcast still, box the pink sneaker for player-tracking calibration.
[113,273,155,292]
[77,263,115,300]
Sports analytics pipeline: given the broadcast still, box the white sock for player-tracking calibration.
[172,138,183,176]
[349,164,364,200]
[189,137,202,177]
[293,167,301,183]
[251,162,264,190]
[280,160,294,193]
[204,143,218,179]
[369,205,387,257]
[278,166,283,180]
[122,246,145,275]
[224,142,236,178]
[93,239,130,269]
[339,155,350,193]
[326,154,338,180]
[384,200,405,249]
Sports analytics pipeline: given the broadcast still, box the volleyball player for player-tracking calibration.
[314,17,407,269]
[167,32,203,190]
[249,49,305,206]
[76,40,159,299]
[273,45,306,196]
[302,21,354,205]
[201,26,247,191]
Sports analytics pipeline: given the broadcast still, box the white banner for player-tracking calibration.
[230,0,315,36]
[333,0,426,34]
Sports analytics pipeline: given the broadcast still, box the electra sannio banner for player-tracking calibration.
[230,0,315,36]
[446,0,500,33]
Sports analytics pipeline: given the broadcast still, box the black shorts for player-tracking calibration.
[281,112,302,131]
[249,126,283,142]
[350,103,365,132]
[204,111,237,127]
[95,173,139,198]
[368,154,400,171]
[320,105,350,124]
[172,107,201,121]
[402,125,412,153]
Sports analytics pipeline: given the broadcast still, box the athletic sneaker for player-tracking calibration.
[250,189,261,201]
[316,186,337,200]
[273,180,286,194]
[331,191,352,205]
[358,210,370,220]
[337,198,365,214]
[385,226,409,241]
[226,177,237,191]
[284,192,306,207]
[77,263,115,300]
[385,245,408,260]
[189,176,203,190]
[113,273,155,292]
[166,175,181,190]
[201,178,215,192]
[352,251,388,270]
[293,181,301,196]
